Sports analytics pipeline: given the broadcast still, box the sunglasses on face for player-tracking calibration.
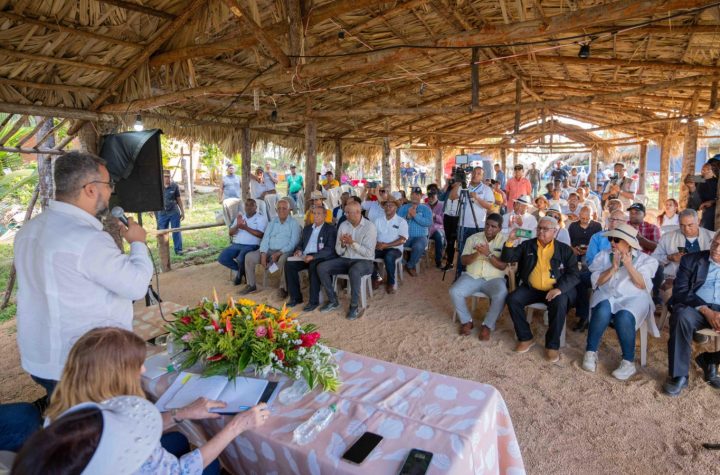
[607,237,623,243]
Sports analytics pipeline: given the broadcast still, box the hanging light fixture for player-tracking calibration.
[270,110,278,122]
[133,114,144,131]
[578,43,591,59]
[338,30,345,40]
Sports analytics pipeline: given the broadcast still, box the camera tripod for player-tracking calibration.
[442,186,481,283]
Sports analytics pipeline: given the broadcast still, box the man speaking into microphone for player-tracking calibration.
[13,151,153,397]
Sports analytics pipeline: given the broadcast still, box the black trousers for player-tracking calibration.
[507,284,576,350]
[285,257,331,305]
[443,214,459,264]
[668,303,719,377]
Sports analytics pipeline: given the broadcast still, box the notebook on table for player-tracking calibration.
[155,372,278,414]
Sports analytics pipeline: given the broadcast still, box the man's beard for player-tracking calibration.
[94,195,109,220]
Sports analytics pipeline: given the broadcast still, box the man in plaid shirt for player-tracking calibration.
[627,203,659,254]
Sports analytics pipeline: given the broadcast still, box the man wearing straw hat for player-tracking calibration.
[502,195,537,244]
[582,223,658,380]
[501,216,579,363]
[371,195,408,293]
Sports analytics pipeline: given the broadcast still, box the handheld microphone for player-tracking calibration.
[111,206,129,226]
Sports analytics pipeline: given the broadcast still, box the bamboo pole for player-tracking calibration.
[153,222,224,235]
[638,142,648,195]
[680,122,699,208]
[241,127,252,201]
[304,121,318,206]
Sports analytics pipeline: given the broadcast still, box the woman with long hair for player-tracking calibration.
[656,198,679,235]
[45,327,269,474]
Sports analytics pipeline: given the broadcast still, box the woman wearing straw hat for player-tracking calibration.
[582,224,659,380]
[544,204,571,247]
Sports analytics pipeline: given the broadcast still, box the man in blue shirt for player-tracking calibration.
[494,163,506,190]
[240,199,300,297]
[156,170,185,255]
[664,230,720,397]
[219,164,241,202]
[398,188,432,276]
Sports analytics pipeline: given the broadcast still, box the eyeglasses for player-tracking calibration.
[537,227,556,233]
[379,189,387,193]
[607,237,623,243]
[83,179,115,191]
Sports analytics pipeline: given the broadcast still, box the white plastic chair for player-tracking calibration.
[332,274,373,309]
[525,302,566,348]
[221,198,242,228]
[452,291,489,323]
[373,256,403,289]
[264,194,279,220]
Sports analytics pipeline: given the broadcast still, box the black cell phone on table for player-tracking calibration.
[398,449,433,475]
[342,431,383,464]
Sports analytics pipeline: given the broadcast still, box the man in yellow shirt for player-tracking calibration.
[501,216,579,362]
[304,191,333,225]
[449,214,508,341]
[321,170,340,190]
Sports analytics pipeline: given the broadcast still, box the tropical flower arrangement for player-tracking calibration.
[166,290,341,392]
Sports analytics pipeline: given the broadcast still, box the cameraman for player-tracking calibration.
[442,178,461,270]
[602,162,636,208]
[449,166,494,270]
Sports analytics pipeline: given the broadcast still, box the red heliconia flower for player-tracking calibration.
[300,331,321,348]
[210,319,220,332]
[225,317,233,336]
[179,316,192,325]
[267,325,275,340]
[207,354,225,362]
[274,349,285,361]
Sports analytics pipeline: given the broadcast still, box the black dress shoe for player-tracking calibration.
[319,300,340,313]
[695,353,720,388]
[346,306,364,320]
[302,303,319,312]
[572,319,588,332]
[662,376,689,397]
[286,299,303,308]
[233,272,243,286]
[441,263,454,271]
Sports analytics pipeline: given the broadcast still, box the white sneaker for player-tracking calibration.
[612,360,636,380]
[582,351,597,372]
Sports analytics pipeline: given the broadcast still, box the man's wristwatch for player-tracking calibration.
[171,408,183,424]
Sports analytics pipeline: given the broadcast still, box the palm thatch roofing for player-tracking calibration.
[0,0,719,163]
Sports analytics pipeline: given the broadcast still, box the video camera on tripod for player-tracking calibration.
[448,155,472,189]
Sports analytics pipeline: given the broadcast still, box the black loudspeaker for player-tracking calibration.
[99,129,164,213]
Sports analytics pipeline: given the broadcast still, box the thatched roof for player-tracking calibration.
[0,0,719,162]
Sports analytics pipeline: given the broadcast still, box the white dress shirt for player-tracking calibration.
[461,182,494,228]
[231,212,268,246]
[373,214,410,250]
[14,200,154,380]
[361,200,384,222]
[303,223,324,254]
[501,211,537,243]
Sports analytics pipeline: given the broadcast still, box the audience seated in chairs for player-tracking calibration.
[664,230,720,397]
[568,205,603,332]
[502,195,537,243]
[371,196,408,294]
[217,198,267,285]
[34,327,269,474]
[501,216,579,363]
[543,204,571,246]
[426,189,446,268]
[317,201,377,320]
[285,206,338,311]
[449,214,508,341]
[333,192,350,223]
[240,199,301,297]
[581,224,658,380]
[303,191,333,225]
[651,208,713,304]
[398,187,432,277]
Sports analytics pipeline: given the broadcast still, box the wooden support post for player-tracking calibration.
[512,151,518,167]
[35,117,55,209]
[241,127,252,200]
[435,148,443,184]
[513,79,521,136]
[334,139,343,180]
[188,142,194,209]
[638,142,648,195]
[394,149,401,189]
[471,48,479,108]
[304,121,318,206]
[500,148,507,175]
[589,149,597,189]
[680,122,698,207]
[382,137,392,188]
[659,134,671,208]
[158,233,171,272]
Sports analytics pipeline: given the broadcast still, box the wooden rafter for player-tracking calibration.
[0,77,101,95]
[222,0,290,68]
[0,46,121,73]
[95,0,177,20]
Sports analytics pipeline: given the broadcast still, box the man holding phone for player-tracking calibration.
[217,198,267,285]
[502,195,537,244]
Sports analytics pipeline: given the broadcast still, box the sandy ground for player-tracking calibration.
[2,260,720,474]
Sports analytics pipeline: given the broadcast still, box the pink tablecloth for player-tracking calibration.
[143,350,525,474]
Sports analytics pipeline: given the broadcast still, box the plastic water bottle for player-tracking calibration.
[292,404,337,445]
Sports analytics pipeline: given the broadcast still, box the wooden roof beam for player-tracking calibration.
[0,77,102,95]
[95,0,177,20]
[0,11,142,49]
[532,54,720,74]
[222,0,290,68]
[0,46,121,73]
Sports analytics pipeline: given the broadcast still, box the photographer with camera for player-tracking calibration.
[442,178,461,270]
[602,162,637,208]
[449,167,495,271]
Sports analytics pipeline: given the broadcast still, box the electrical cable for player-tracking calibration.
[284,2,720,58]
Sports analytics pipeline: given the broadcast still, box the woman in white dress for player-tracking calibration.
[582,224,659,380]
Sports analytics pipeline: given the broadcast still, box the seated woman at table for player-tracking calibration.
[582,224,658,381]
[45,327,270,474]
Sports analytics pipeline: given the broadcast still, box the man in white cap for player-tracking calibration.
[502,195,537,243]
